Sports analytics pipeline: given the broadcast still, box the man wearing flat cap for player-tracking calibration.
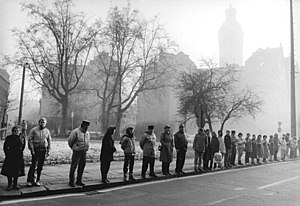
[68,120,90,187]
[140,125,157,178]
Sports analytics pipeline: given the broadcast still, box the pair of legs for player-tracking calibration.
[162,162,171,175]
[101,160,111,183]
[141,156,156,178]
[231,146,237,165]
[224,148,232,167]
[27,150,46,184]
[6,176,19,190]
[175,149,186,174]
[194,150,204,171]
[69,151,86,186]
[237,148,244,164]
[123,154,135,180]
[245,152,251,164]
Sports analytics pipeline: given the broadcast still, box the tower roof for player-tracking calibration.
[225,4,236,21]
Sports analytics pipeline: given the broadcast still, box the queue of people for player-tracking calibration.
[2,119,300,191]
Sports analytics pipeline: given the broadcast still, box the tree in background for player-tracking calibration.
[91,5,176,136]
[10,0,101,135]
[175,59,262,132]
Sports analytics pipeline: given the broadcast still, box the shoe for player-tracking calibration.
[5,185,12,191]
[129,175,136,181]
[198,167,205,172]
[141,175,146,179]
[123,174,128,182]
[75,181,85,186]
[180,171,186,174]
[167,172,172,176]
[69,182,75,187]
[12,185,19,190]
[27,182,34,187]
[33,181,41,186]
[194,167,198,172]
[101,179,109,184]
[149,174,158,178]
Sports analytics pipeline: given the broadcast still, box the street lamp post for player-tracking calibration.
[290,0,296,138]
[18,63,29,125]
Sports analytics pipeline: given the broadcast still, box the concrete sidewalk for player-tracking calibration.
[1,157,299,201]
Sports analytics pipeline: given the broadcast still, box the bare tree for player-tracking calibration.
[91,5,175,136]
[10,0,101,135]
[175,59,262,132]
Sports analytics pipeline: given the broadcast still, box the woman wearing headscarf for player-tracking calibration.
[100,126,117,184]
[1,126,25,190]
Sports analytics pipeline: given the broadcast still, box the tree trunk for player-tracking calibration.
[60,98,69,136]
[115,107,123,139]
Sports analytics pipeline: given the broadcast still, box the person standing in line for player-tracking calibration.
[251,134,257,164]
[297,137,300,156]
[262,135,269,163]
[1,126,25,190]
[273,133,279,161]
[27,118,51,186]
[100,126,117,184]
[193,128,207,172]
[224,130,232,168]
[285,133,290,158]
[280,136,287,161]
[290,137,297,158]
[174,124,188,174]
[68,120,90,187]
[120,127,136,181]
[203,129,213,170]
[256,135,263,164]
[140,125,157,179]
[244,133,252,165]
[217,130,226,158]
[237,132,246,165]
[159,125,174,175]
[211,131,220,169]
[230,130,237,166]
[268,135,274,162]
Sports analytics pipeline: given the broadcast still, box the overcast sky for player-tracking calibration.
[0,0,299,99]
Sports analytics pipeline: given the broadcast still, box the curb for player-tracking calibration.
[1,158,299,201]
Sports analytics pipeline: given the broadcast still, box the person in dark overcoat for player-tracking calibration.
[159,125,174,175]
[203,129,213,170]
[100,126,117,184]
[1,126,25,190]
[250,134,257,164]
[211,131,220,169]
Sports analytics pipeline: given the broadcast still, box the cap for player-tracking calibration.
[179,124,184,128]
[164,125,170,129]
[81,120,90,126]
[148,125,154,130]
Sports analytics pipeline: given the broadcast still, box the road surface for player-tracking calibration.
[1,160,300,206]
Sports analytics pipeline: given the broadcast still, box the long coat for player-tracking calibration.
[262,140,269,159]
[100,127,116,162]
[211,135,220,154]
[203,135,213,160]
[251,139,257,158]
[256,139,263,158]
[159,132,174,163]
[1,134,25,177]
[268,139,274,155]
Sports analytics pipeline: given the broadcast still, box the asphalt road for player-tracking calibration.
[1,160,300,206]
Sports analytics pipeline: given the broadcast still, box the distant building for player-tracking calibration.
[225,46,291,134]
[0,69,10,130]
[218,4,244,67]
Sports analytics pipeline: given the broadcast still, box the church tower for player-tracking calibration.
[218,5,244,66]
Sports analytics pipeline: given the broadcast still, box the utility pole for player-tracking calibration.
[18,63,29,125]
[290,0,296,138]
